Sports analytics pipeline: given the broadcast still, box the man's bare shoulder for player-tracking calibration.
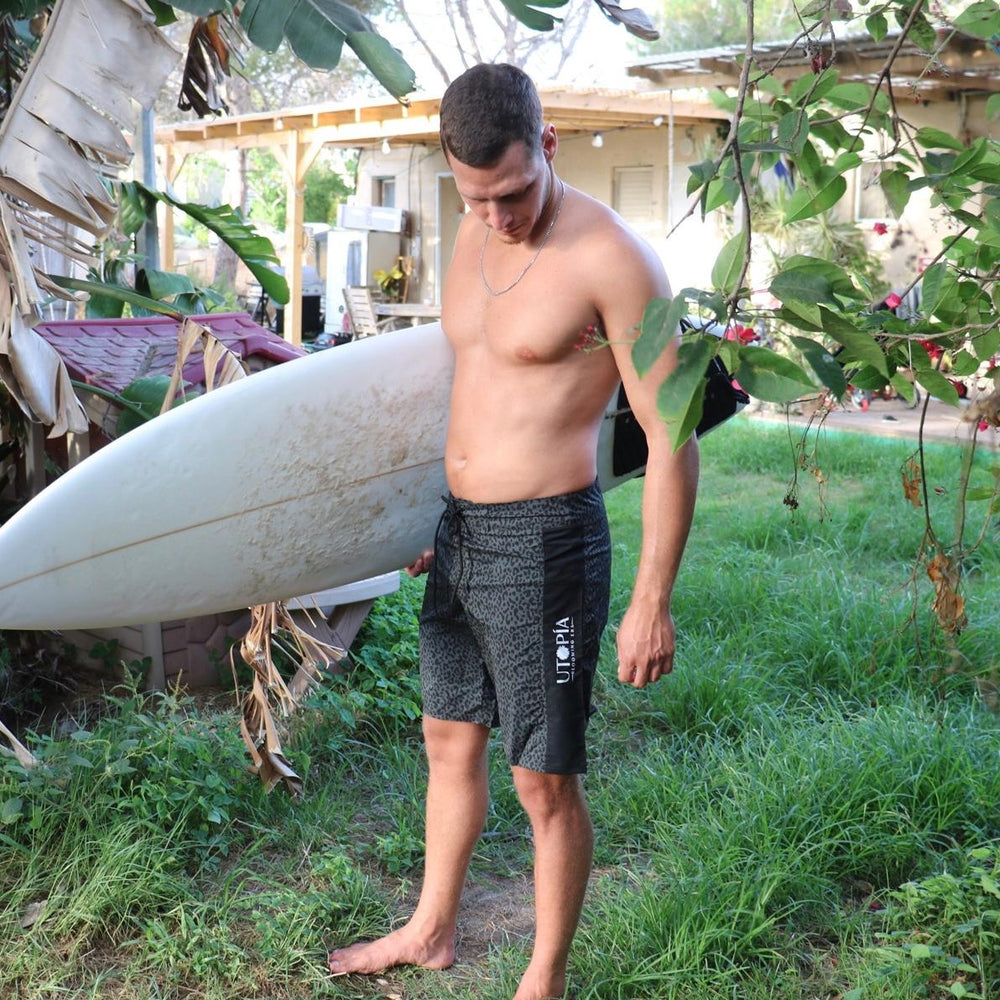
[565,188,668,302]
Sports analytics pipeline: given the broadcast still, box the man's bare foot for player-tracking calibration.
[327,925,455,976]
[511,965,567,1000]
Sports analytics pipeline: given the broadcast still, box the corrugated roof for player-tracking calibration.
[628,29,1000,99]
[34,312,304,396]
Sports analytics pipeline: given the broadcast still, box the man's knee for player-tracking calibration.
[423,716,490,773]
[511,767,586,825]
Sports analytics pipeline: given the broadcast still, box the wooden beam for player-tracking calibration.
[284,129,304,347]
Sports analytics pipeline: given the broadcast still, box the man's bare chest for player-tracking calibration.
[444,253,600,367]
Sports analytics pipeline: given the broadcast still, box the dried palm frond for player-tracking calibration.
[0,0,178,239]
[178,15,231,117]
[237,603,345,796]
[157,316,249,415]
[0,718,37,768]
[0,214,86,436]
[165,319,345,795]
[0,0,179,432]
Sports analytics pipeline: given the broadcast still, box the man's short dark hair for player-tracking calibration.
[439,63,543,168]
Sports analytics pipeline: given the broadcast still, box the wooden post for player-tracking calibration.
[278,131,326,347]
[66,430,90,469]
[160,146,187,273]
[25,423,46,498]
[141,621,166,691]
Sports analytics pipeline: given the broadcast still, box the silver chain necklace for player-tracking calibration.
[479,178,566,297]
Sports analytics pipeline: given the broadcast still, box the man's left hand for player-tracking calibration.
[615,602,675,688]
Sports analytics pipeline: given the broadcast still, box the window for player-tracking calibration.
[854,162,890,221]
[612,166,656,233]
[374,176,396,208]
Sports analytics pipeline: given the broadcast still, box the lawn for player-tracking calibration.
[2,417,999,999]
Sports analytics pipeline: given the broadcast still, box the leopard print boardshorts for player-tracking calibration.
[419,482,612,775]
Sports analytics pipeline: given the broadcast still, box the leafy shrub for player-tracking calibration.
[871,844,1000,999]
[307,577,424,746]
[0,683,257,939]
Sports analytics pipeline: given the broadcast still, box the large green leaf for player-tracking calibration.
[49,276,187,318]
[779,256,864,299]
[347,32,418,99]
[866,11,888,41]
[711,233,746,296]
[880,168,911,218]
[915,127,968,152]
[777,303,824,332]
[239,0,291,49]
[915,368,960,406]
[788,68,839,106]
[633,296,688,377]
[734,347,815,403]
[498,0,567,30]
[656,338,715,451]
[953,0,1000,39]
[776,110,810,154]
[791,336,847,396]
[137,268,198,301]
[123,182,288,304]
[819,308,889,376]
[238,0,415,100]
[784,169,847,223]
[116,376,187,436]
[770,267,835,308]
[920,262,953,318]
[825,82,889,114]
[972,324,1000,363]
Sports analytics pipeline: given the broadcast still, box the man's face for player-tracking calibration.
[447,127,557,245]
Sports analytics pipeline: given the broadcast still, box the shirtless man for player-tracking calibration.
[328,63,699,1000]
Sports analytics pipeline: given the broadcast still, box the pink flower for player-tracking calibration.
[885,293,902,309]
[872,222,889,236]
[979,419,990,432]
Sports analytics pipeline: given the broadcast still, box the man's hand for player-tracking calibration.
[405,550,434,577]
[615,600,675,688]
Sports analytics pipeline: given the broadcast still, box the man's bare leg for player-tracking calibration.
[328,717,490,975]
[510,767,593,1000]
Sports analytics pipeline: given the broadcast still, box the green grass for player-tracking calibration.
[1,419,999,998]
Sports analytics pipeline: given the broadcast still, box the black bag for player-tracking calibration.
[611,344,749,479]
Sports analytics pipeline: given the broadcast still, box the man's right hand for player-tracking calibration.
[405,550,434,577]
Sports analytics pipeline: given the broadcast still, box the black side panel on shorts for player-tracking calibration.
[542,523,589,773]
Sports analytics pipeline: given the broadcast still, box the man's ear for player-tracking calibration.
[541,123,558,163]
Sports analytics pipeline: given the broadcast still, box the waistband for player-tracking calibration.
[443,481,603,520]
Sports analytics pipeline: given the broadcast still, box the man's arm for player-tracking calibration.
[601,237,700,689]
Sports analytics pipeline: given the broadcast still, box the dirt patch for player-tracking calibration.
[338,870,537,999]
[454,873,535,963]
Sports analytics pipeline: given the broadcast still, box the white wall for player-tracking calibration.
[352,122,727,305]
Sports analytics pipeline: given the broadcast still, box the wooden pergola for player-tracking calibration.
[155,89,724,345]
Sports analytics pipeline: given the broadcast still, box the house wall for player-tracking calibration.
[846,93,997,295]
[352,122,728,307]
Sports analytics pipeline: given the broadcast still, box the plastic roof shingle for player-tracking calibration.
[34,313,305,395]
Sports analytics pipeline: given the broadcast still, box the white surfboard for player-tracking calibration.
[0,322,643,630]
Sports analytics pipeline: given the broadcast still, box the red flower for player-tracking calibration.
[884,292,902,309]
[949,378,968,399]
[727,324,756,344]
[872,222,889,236]
[979,419,990,432]
[918,338,943,360]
